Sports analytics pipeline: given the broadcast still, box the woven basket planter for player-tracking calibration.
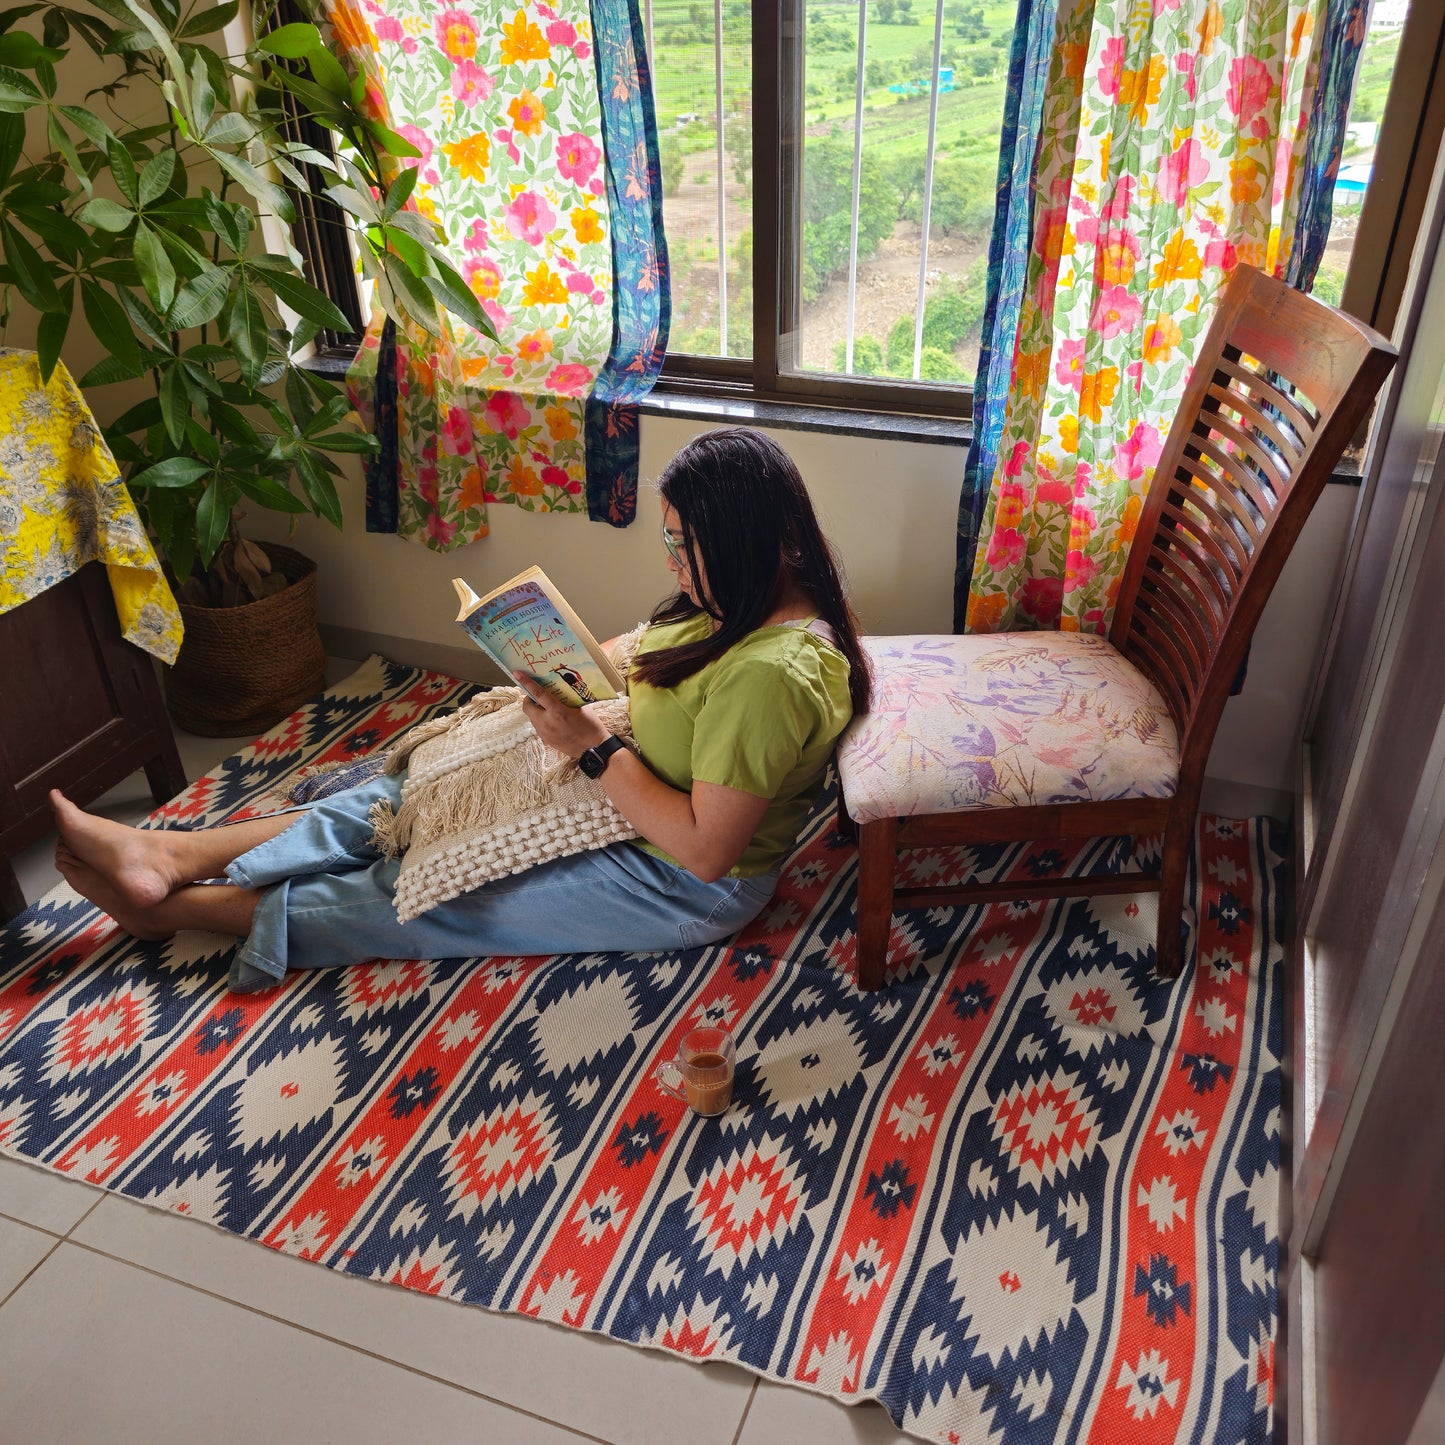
[165,542,327,737]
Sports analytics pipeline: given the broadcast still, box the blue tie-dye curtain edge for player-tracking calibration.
[585,0,671,527]
[952,0,1059,632]
[1287,0,1371,292]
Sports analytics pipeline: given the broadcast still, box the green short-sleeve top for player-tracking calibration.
[628,611,854,877]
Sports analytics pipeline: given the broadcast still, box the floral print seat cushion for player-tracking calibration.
[837,633,1179,824]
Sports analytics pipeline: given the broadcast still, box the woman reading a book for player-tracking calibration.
[48,428,873,989]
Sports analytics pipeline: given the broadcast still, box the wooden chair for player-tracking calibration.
[837,266,1396,988]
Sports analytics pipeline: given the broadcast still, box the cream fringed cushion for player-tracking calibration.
[373,627,645,924]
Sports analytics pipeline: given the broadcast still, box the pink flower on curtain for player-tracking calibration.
[555,132,601,187]
[1205,238,1238,270]
[1003,439,1030,476]
[1019,576,1064,626]
[485,392,529,438]
[373,17,417,52]
[505,190,556,244]
[545,19,576,45]
[463,219,489,254]
[1036,471,1074,506]
[426,512,457,546]
[1176,52,1197,100]
[1100,176,1134,221]
[545,363,595,395]
[395,126,435,185]
[1159,138,1209,206]
[435,8,477,61]
[451,61,494,106]
[441,404,473,455]
[986,529,1027,570]
[1090,284,1142,338]
[1115,421,1163,481]
[1096,36,1127,99]
[1228,55,1274,124]
[1055,339,1087,391]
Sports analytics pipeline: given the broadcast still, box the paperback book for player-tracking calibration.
[452,565,624,706]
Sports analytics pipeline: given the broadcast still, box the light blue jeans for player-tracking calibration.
[223,775,778,993]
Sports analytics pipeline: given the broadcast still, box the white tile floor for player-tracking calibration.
[1,702,914,1445]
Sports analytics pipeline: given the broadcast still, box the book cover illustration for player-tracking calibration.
[453,567,623,706]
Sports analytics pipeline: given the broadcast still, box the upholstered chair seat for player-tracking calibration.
[838,633,1180,824]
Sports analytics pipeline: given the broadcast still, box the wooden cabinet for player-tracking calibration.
[0,562,186,920]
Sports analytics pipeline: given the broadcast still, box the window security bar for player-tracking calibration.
[911,0,948,381]
[843,0,869,375]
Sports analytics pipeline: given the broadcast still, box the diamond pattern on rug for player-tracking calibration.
[0,655,1283,1445]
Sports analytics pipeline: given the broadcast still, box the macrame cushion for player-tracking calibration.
[375,625,649,925]
[836,633,1180,825]
[380,688,639,924]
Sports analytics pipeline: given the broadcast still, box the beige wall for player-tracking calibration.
[245,415,1355,814]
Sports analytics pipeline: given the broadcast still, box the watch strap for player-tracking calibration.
[580,734,626,777]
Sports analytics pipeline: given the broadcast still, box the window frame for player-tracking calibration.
[649,0,973,422]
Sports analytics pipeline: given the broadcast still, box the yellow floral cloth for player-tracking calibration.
[0,349,182,664]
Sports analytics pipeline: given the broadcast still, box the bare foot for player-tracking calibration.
[56,856,174,942]
[49,790,176,910]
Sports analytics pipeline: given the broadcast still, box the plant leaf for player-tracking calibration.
[36,300,70,381]
[212,148,294,225]
[0,65,41,113]
[425,259,496,341]
[250,262,350,331]
[106,135,137,204]
[79,353,145,386]
[0,33,64,65]
[381,252,443,337]
[168,266,230,329]
[235,471,307,512]
[228,283,269,388]
[309,430,376,454]
[129,456,211,487]
[295,447,342,526]
[58,104,116,150]
[0,215,63,312]
[202,110,250,145]
[76,195,134,231]
[188,48,214,134]
[307,46,350,99]
[178,0,238,37]
[195,474,231,565]
[133,219,176,311]
[381,163,418,221]
[137,147,176,207]
[255,22,321,59]
[160,362,191,445]
[117,286,172,347]
[0,111,22,186]
[81,280,143,369]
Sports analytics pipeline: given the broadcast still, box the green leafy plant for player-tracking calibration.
[0,0,494,604]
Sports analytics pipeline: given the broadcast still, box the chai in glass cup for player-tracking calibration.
[655,1026,736,1116]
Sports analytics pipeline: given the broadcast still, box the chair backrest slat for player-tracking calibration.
[1169,462,1262,563]
[1110,267,1395,771]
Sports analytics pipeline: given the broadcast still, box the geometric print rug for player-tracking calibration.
[0,656,1281,1445]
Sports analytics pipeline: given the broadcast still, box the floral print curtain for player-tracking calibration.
[966,0,1335,634]
[335,2,667,549]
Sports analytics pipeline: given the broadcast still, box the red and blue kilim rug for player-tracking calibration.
[0,657,1282,1444]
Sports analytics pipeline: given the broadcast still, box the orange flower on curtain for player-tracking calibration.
[967,0,1327,633]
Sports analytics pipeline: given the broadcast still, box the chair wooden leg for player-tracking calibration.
[1154,829,1191,980]
[835,794,857,844]
[856,817,899,992]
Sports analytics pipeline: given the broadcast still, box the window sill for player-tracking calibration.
[310,351,1362,484]
[636,389,971,447]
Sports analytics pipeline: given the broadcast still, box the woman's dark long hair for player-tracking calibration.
[629,428,872,714]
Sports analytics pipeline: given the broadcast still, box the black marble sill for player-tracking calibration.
[301,351,1361,482]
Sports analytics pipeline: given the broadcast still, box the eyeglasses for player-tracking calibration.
[662,525,686,566]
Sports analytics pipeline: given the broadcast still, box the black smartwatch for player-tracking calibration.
[577,734,626,779]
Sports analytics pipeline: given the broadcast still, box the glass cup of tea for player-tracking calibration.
[655,1026,736,1117]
